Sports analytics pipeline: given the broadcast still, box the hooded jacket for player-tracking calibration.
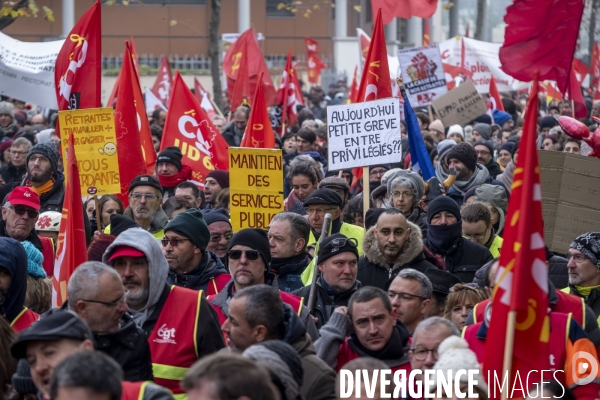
[357,221,437,290]
[474,184,507,236]
[166,250,229,292]
[0,237,27,322]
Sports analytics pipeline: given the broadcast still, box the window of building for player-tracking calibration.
[266,0,294,17]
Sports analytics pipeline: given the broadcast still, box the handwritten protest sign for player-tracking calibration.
[58,108,120,196]
[327,98,402,170]
[431,80,487,127]
[398,45,447,106]
[229,148,284,231]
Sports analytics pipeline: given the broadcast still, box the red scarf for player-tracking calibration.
[158,164,193,188]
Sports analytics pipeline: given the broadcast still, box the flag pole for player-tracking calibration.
[362,166,369,220]
[501,310,517,400]
[281,119,287,136]
[93,195,101,233]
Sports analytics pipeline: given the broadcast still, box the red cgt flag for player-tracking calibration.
[277,48,301,128]
[499,0,584,94]
[151,56,173,106]
[161,72,229,187]
[241,73,275,149]
[194,78,218,119]
[52,133,88,307]
[106,36,140,108]
[487,75,504,111]
[114,42,148,207]
[229,47,252,110]
[567,64,587,119]
[483,76,550,399]
[305,37,327,84]
[55,0,101,111]
[348,66,359,104]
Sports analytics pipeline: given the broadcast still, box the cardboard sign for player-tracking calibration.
[229,148,284,231]
[431,80,487,127]
[398,45,448,106]
[327,97,402,170]
[539,151,600,254]
[58,108,121,196]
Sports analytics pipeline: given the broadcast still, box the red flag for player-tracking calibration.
[423,20,430,46]
[356,28,371,64]
[305,37,319,57]
[241,73,275,149]
[52,133,88,307]
[129,36,140,78]
[348,66,359,104]
[151,56,173,106]
[55,0,101,111]
[277,48,301,127]
[567,65,587,118]
[545,81,563,101]
[483,76,550,398]
[591,43,600,95]
[223,28,276,107]
[194,78,218,119]
[114,42,148,206]
[161,72,229,187]
[290,64,305,106]
[487,75,505,111]
[229,48,252,110]
[305,37,327,83]
[370,0,437,24]
[499,0,584,94]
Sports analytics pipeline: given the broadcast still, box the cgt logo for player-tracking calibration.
[154,324,177,345]
[572,351,599,386]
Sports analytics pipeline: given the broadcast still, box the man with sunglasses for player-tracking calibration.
[162,209,230,296]
[461,201,502,258]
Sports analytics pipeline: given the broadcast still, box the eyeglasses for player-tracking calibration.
[392,191,414,199]
[82,295,126,308]
[387,290,427,302]
[305,207,337,216]
[11,206,39,218]
[409,348,439,361]
[323,237,358,250]
[463,227,488,240]
[229,249,260,260]
[475,150,491,156]
[210,233,233,243]
[567,253,589,263]
[370,169,387,176]
[10,150,27,156]
[131,193,158,201]
[161,237,190,247]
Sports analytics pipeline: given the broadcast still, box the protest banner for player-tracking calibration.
[229,148,284,231]
[0,31,63,109]
[431,80,487,127]
[58,108,121,197]
[539,150,600,254]
[327,97,402,171]
[397,45,448,106]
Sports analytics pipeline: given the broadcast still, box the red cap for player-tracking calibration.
[7,186,40,210]
[108,245,146,262]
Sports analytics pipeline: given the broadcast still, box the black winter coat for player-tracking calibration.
[0,163,26,185]
[166,250,229,291]
[293,280,360,329]
[424,236,493,283]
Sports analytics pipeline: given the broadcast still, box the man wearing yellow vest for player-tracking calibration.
[103,227,225,400]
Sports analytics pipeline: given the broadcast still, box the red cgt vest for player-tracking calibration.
[206,273,231,297]
[11,307,39,332]
[121,381,150,400]
[39,236,54,277]
[148,286,202,400]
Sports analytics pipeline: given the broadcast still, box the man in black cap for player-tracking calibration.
[208,228,319,340]
[122,174,169,239]
[294,233,361,328]
[203,208,233,264]
[563,232,600,320]
[162,209,230,295]
[424,196,493,283]
[423,267,462,317]
[156,146,193,201]
[318,176,351,208]
[474,139,502,178]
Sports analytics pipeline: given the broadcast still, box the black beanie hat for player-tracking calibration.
[303,188,343,208]
[203,208,231,226]
[128,174,164,195]
[164,208,210,251]
[427,196,461,224]
[445,142,477,172]
[110,214,141,236]
[473,139,494,156]
[227,228,271,268]
[27,142,59,173]
[157,146,183,171]
[318,233,359,264]
[206,170,230,189]
[11,359,37,395]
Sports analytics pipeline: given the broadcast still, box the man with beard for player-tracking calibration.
[121,175,168,239]
[474,139,502,179]
[221,106,249,147]
[203,170,229,210]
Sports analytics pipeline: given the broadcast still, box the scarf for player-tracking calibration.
[158,164,193,188]
[348,324,409,362]
[435,159,450,183]
[317,275,357,298]
[26,178,55,197]
[451,164,490,195]
[427,221,462,254]
[575,284,600,297]
[271,252,308,275]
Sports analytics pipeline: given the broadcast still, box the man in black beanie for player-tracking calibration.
[423,196,493,283]
[209,228,319,341]
[444,142,508,207]
[203,208,233,263]
[156,146,193,201]
[162,208,230,295]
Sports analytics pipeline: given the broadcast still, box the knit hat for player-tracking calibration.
[318,233,359,264]
[473,139,494,156]
[369,164,391,172]
[227,228,271,268]
[164,208,210,251]
[472,123,492,140]
[242,340,304,400]
[474,113,492,125]
[203,208,231,226]
[21,240,46,278]
[303,188,343,208]
[11,359,37,395]
[429,119,445,134]
[128,174,163,195]
[427,196,461,224]
[493,110,511,126]
[462,185,480,204]
[437,139,457,162]
[0,101,14,117]
[0,139,13,155]
[447,125,464,139]
[318,176,350,194]
[540,115,558,130]
[87,234,116,262]
[206,170,229,189]
[445,142,477,172]
[387,169,425,200]
[27,142,59,173]
[157,146,183,171]
[500,142,515,155]
[365,208,386,231]
[109,214,140,236]
[570,232,600,268]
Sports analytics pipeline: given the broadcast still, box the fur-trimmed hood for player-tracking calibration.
[362,220,424,271]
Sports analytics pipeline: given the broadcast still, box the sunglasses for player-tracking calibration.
[229,249,260,261]
[160,237,190,247]
[12,206,39,219]
[324,237,358,249]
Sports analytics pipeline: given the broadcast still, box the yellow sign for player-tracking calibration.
[229,148,284,231]
[58,107,121,196]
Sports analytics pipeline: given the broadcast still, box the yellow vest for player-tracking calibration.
[104,224,164,240]
[488,235,503,258]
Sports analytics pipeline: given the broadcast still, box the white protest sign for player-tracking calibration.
[432,80,487,127]
[398,45,448,106]
[327,98,401,170]
[0,31,63,108]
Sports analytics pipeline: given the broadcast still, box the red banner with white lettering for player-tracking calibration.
[277,48,301,127]
[151,56,173,106]
[305,37,327,84]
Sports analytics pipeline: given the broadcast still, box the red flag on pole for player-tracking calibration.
[161,72,229,187]
[487,75,505,111]
[370,0,437,25]
[55,0,101,111]
[499,0,584,93]
[194,78,218,119]
[591,43,600,97]
[129,36,140,78]
[277,48,301,128]
[229,48,252,110]
[423,19,430,46]
[151,56,173,106]
[52,134,88,307]
[483,75,550,398]
[290,64,305,106]
[241,73,276,149]
[305,37,327,84]
[567,64,587,118]
[114,42,148,206]
[348,66,359,104]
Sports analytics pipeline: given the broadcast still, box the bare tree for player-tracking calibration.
[474,0,485,40]
[209,0,222,111]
